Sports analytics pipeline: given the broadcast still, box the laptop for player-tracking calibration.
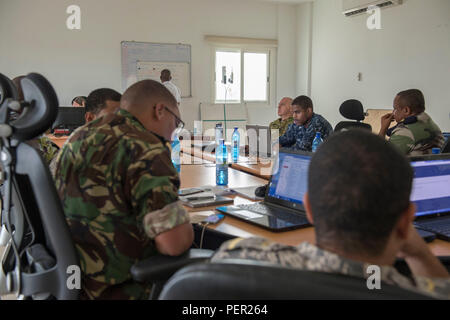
[216,149,312,232]
[410,154,450,241]
[246,125,274,158]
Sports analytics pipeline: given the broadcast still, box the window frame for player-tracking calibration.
[212,45,276,107]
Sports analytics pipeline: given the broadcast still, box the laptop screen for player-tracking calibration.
[410,158,450,217]
[267,151,311,205]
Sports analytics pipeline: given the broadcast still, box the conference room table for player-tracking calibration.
[48,136,450,255]
[179,152,450,257]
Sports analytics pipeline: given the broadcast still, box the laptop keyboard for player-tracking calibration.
[414,216,450,241]
[237,203,309,225]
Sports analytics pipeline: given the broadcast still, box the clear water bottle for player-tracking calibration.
[232,127,240,163]
[171,134,181,173]
[312,132,323,152]
[215,123,223,147]
[216,139,228,186]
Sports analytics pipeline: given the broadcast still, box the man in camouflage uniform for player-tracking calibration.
[379,89,444,156]
[269,97,294,136]
[213,130,450,299]
[279,95,333,151]
[54,80,193,299]
[50,88,121,175]
[12,76,59,166]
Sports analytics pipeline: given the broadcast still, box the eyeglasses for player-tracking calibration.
[164,106,185,130]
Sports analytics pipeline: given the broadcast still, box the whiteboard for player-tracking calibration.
[121,41,191,97]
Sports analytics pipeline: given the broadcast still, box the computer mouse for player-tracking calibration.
[255,185,268,198]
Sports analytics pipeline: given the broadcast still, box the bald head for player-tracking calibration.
[121,79,177,113]
[12,76,26,101]
[278,97,293,120]
[121,79,180,141]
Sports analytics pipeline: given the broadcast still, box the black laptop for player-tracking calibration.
[216,149,312,232]
[410,154,450,241]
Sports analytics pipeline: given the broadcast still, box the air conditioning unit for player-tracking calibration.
[343,0,402,17]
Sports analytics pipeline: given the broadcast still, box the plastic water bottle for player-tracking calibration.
[216,139,228,186]
[312,132,323,152]
[171,134,181,173]
[215,123,223,147]
[232,127,240,163]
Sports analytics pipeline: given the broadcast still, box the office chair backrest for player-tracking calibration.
[0,73,79,299]
[158,260,433,300]
[335,99,372,132]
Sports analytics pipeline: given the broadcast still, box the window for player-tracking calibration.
[214,49,270,104]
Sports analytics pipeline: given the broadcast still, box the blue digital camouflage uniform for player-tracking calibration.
[212,237,450,299]
[387,112,444,156]
[279,113,333,151]
[54,109,190,300]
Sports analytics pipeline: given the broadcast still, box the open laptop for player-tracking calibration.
[410,154,450,241]
[216,149,312,232]
[246,125,273,158]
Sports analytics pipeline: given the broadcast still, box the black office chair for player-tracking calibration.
[131,257,441,300]
[0,73,79,299]
[334,100,372,132]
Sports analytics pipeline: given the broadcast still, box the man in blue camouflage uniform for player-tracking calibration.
[213,130,450,299]
[279,95,333,151]
[54,80,193,299]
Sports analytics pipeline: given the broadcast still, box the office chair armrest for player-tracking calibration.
[130,249,214,283]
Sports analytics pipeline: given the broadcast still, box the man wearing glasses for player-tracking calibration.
[54,79,193,300]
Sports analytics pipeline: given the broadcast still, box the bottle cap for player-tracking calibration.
[432,148,441,154]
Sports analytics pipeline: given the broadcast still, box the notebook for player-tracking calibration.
[216,149,312,232]
[179,186,234,208]
[410,154,450,241]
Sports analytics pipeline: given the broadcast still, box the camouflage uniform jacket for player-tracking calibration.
[387,112,444,156]
[279,113,333,151]
[212,237,450,299]
[269,117,294,137]
[54,109,190,300]
[27,135,59,166]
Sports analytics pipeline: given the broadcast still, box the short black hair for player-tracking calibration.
[160,69,171,81]
[397,89,425,114]
[72,96,87,106]
[85,89,121,115]
[308,130,413,256]
[292,95,313,111]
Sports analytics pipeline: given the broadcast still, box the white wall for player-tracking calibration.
[0,0,299,130]
[308,0,450,131]
[296,2,313,96]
